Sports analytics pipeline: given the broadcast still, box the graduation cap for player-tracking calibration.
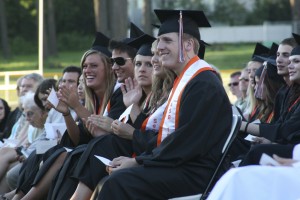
[254,42,278,66]
[154,9,211,42]
[291,33,300,56]
[109,22,144,51]
[292,33,300,45]
[128,34,156,56]
[121,22,145,44]
[91,32,112,57]
[251,43,270,63]
[198,40,209,59]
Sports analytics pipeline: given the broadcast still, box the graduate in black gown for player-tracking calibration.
[240,34,300,165]
[47,25,143,200]
[96,9,232,200]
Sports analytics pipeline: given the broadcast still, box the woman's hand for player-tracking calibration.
[111,120,134,140]
[121,77,143,107]
[85,116,110,137]
[252,137,271,145]
[107,156,139,174]
[88,115,114,133]
[57,84,81,110]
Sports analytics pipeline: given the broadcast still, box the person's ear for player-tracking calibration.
[184,39,193,52]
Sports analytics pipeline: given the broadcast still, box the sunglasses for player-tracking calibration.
[228,82,239,87]
[239,78,249,82]
[110,57,132,66]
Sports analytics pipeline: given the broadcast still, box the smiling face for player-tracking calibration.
[134,55,153,91]
[151,48,164,78]
[276,44,293,76]
[82,53,106,91]
[157,32,181,71]
[111,50,134,83]
[288,55,300,84]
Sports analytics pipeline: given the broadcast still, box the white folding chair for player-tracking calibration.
[169,114,242,200]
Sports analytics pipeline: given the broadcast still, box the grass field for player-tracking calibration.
[0,43,256,107]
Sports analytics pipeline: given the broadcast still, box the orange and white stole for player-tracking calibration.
[157,56,213,145]
[141,101,167,132]
[103,81,122,116]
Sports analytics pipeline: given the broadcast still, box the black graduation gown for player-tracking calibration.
[273,85,289,123]
[47,88,126,200]
[71,110,150,191]
[260,94,300,144]
[98,70,232,200]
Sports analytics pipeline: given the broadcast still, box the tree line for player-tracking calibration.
[0,0,299,59]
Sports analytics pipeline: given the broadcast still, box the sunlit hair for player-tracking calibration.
[80,49,115,114]
[148,40,177,112]
[182,33,200,55]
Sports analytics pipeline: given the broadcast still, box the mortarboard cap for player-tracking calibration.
[109,22,144,51]
[291,33,300,56]
[91,32,112,57]
[254,42,278,66]
[154,9,211,42]
[128,34,156,56]
[122,23,145,44]
[251,43,270,63]
[292,33,300,45]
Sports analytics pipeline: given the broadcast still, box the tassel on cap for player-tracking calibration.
[178,11,185,63]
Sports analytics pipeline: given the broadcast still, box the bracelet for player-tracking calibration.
[62,110,70,117]
[244,122,250,133]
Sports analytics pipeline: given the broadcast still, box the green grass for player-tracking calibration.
[0,43,255,107]
[205,43,254,70]
[0,51,84,72]
[0,43,255,71]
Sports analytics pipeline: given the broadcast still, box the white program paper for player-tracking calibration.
[45,123,67,139]
[94,155,112,166]
[244,134,258,142]
[47,87,59,108]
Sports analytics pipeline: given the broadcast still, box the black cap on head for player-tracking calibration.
[254,42,278,66]
[252,43,270,62]
[91,32,112,57]
[292,33,300,45]
[291,33,300,56]
[128,34,156,56]
[154,9,211,42]
[121,22,145,44]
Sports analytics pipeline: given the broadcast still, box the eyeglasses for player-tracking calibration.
[110,57,132,66]
[228,82,239,87]
[239,78,249,82]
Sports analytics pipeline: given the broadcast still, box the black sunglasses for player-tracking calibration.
[228,82,239,87]
[110,57,132,66]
